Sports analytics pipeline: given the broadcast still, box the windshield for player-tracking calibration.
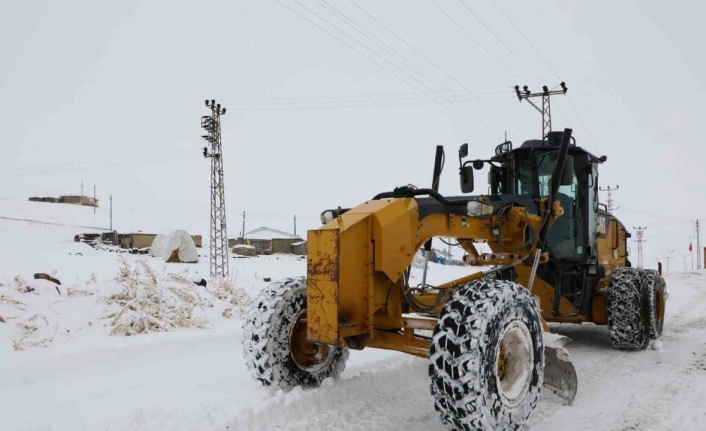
[514,152,564,198]
[514,151,583,258]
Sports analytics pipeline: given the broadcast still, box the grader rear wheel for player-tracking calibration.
[607,268,651,350]
[642,269,666,340]
[242,277,349,390]
[429,279,544,431]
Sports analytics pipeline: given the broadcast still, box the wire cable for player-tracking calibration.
[277,0,505,135]
[489,0,561,80]
[456,0,542,82]
[430,0,519,80]
[345,0,531,137]
[318,0,512,134]
[315,0,508,134]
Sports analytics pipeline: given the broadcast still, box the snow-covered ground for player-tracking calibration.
[1,201,705,431]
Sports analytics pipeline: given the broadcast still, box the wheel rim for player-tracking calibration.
[495,320,534,407]
[289,309,335,371]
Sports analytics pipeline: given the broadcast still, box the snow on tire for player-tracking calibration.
[242,276,349,390]
[641,269,666,340]
[429,279,544,431]
[607,268,650,350]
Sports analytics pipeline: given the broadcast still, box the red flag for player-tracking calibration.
[689,243,693,252]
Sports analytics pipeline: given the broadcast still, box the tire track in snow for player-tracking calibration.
[227,274,706,431]
[609,345,706,431]
[532,273,706,430]
[225,357,446,431]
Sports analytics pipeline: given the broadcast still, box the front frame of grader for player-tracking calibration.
[306,195,547,358]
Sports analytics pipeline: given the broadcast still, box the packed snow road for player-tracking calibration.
[2,272,704,431]
[1,205,705,431]
[228,273,706,431]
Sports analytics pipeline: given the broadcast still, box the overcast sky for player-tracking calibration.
[2,0,705,269]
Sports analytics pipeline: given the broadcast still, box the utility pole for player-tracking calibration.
[293,215,297,236]
[664,249,675,273]
[599,185,620,213]
[201,99,229,278]
[110,194,113,230]
[241,211,246,238]
[514,82,567,139]
[81,181,84,198]
[633,226,646,268]
[694,220,702,270]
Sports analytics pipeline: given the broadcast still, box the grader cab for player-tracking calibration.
[243,128,666,431]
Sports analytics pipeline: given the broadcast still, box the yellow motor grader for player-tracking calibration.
[243,128,666,430]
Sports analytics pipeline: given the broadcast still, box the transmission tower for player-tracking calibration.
[201,99,229,278]
[599,185,620,213]
[514,82,568,139]
[694,220,702,270]
[633,226,647,268]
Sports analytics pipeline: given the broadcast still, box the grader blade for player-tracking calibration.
[543,333,578,405]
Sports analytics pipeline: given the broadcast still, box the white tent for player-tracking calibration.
[149,230,199,263]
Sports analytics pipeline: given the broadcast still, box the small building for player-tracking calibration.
[29,195,98,207]
[59,195,99,207]
[236,227,303,255]
[75,231,202,250]
[119,233,157,249]
[29,197,60,203]
[291,240,307,256]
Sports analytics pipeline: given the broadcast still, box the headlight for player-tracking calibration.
[320,210,335,224]
[467,201,493,217]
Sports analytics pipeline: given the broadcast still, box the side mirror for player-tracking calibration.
[560,155,575,186]
[459,143,468,159]
[460,166,474,193]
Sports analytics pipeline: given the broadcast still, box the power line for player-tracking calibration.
[0,148,195,177]
[565,95,600,153]
[308,0,511,135]
[317,0,511,133]
[0,150,196,179]
[275,0,505,135]
[430,0,518,80]
[344,0,530,136]
[455,0,542,81]
[487,0,600,153]
[225,88,513,104]
[489,0,561,79]
[224,92,513,111]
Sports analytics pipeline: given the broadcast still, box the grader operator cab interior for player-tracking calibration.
[243,128,667,431]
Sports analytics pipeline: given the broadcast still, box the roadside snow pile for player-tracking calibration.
[105,259,207,336]
[0,256,253,350]
[105,258,251,336]
[0,274,87,351]
[149,230,199,263]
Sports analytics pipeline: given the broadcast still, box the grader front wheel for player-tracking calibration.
[429,279,545,431]
[242,277,349,390]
